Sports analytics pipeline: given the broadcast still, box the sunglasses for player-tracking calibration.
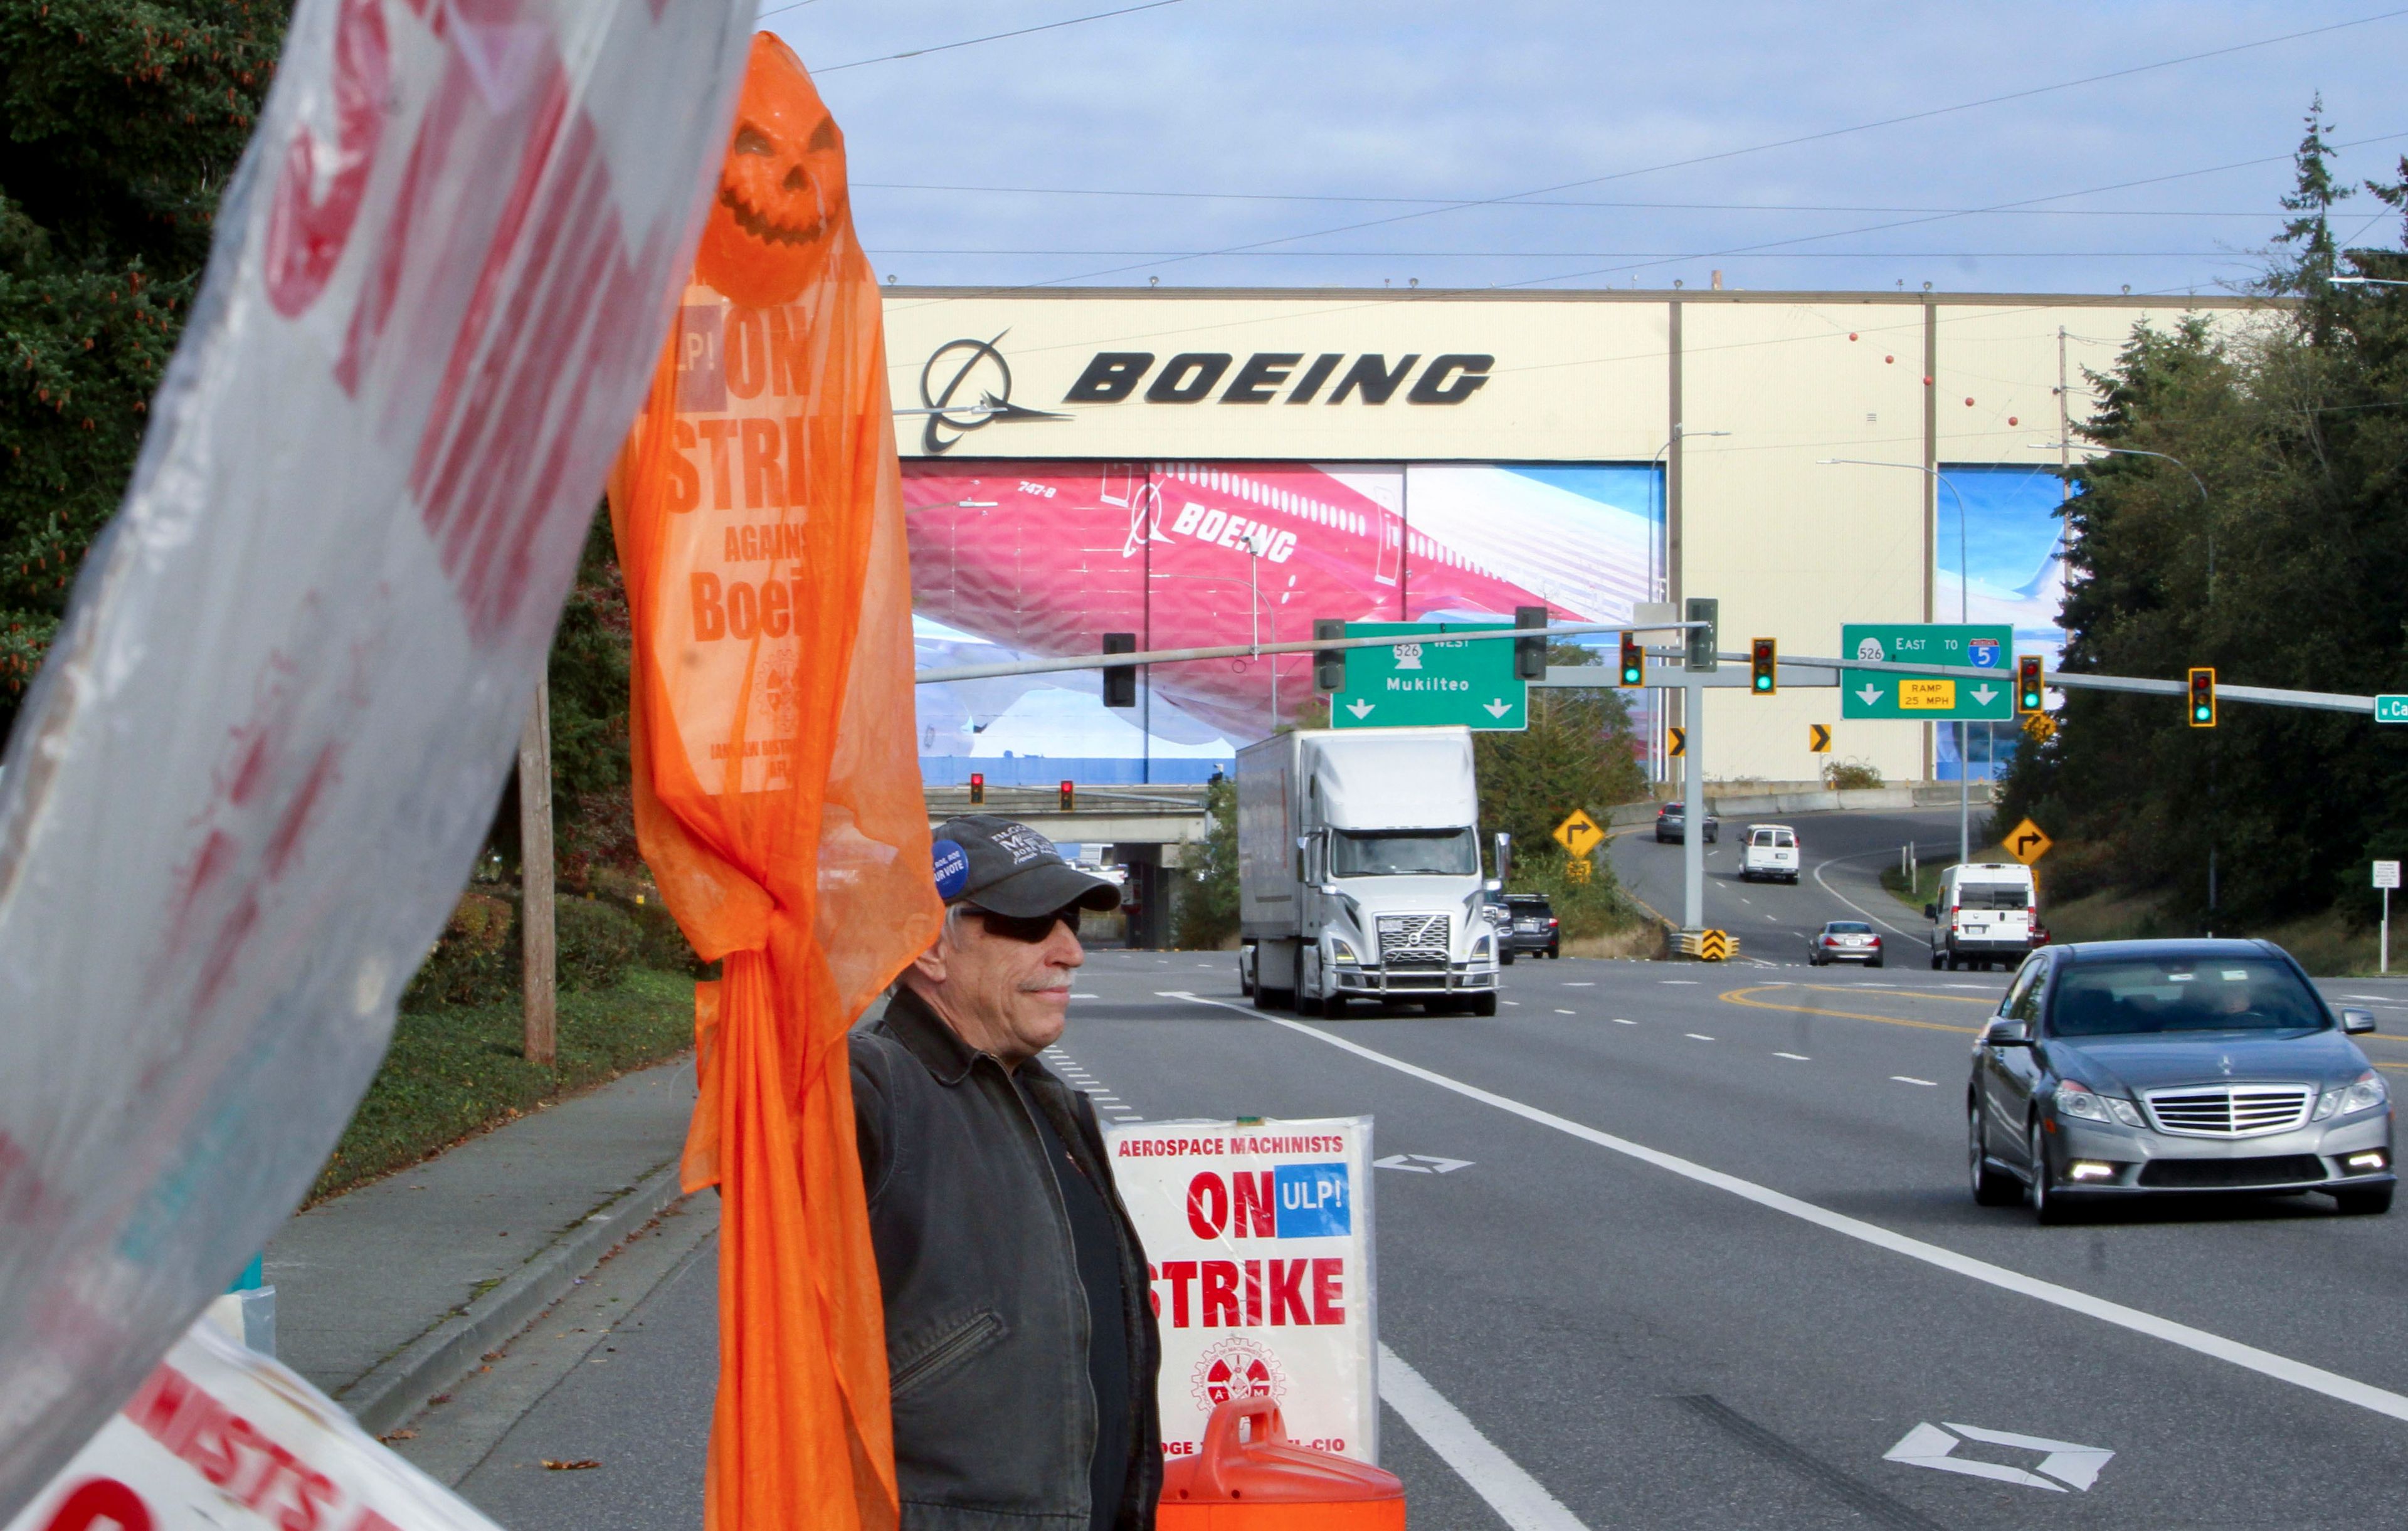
[971,905,1085,943]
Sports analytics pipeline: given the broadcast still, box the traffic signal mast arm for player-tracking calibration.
[915,631,2382,718]
[911,619,1712,685]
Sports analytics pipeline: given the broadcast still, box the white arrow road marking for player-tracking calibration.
[1484,698,1513,718]
[1155,991,2408,1428]
[1855,683,1884,705]
[1884,1422,2113,1493]
[1346,698,1375,718]
[1374,1154,1475,1174]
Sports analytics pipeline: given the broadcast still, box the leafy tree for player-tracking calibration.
[1474,643,1647,863]
[1995,101,2408,930]
[0,0,285,735]
[1172,773,1238,948]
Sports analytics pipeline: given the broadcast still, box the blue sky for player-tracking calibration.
[766,1,2408,296]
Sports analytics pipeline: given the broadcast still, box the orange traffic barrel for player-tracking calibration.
[1158,1397,1405,1529]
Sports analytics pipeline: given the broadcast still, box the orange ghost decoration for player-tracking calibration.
[694,35,850,307]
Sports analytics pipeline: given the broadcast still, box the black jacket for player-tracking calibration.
[851,987,1163,1530]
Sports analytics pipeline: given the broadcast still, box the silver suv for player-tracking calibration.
[1968,939,2392,1222]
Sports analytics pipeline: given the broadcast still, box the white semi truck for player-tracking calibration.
[1235,726,1501,1018]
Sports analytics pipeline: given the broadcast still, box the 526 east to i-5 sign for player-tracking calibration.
[1839,624,2017,722]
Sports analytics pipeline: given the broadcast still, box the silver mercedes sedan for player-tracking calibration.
[1968,939,2394,1222]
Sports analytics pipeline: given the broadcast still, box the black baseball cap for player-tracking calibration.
[930,815,1122,918]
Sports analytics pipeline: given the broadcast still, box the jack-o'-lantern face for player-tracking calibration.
[694,34,847,307]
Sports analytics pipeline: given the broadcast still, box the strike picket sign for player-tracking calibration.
[1106,1119,1379,1467]
[0,1,752,1517]
[3,1318,500,1531]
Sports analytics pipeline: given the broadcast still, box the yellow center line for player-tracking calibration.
[1783,982,1995,1005]
[1719,986,1982,1035]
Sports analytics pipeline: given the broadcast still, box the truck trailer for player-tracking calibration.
[1235,727,1501,1018]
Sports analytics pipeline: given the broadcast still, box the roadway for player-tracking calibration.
[401,855,2408,1529]
[1610,806,1971,967]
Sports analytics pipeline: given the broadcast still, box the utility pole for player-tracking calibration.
[519,679,556,1067]
[1682,597,1716,932]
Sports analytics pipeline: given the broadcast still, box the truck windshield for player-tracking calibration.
[1331,828,1479,877]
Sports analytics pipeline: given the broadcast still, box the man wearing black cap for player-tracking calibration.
[850,816,1162,1531]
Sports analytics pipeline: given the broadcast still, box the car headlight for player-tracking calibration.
[2315,1070,2388,1120]
[2055,1083,2144,1127]
[1329,937,1358,965]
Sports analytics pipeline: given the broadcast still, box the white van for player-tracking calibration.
[1739,824,1800,883]
[1926,862,2037,971]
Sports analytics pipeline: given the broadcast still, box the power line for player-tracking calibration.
[881,6,2408,303]
[864,248,2258,260]
[1484,130,2408,292]
[852,183,2310,221]
[811,0,1186,74]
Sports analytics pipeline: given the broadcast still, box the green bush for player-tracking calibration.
[1822,757,1883,791]
[1174,776,1240,949]
[1508,846,1650,943]
[556,897,642,992]
[400,892,517,1011]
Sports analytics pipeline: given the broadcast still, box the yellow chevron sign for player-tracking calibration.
[1696,929,1733,961]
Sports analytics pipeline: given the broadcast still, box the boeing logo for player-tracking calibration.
[917,333,1069,455]
[1065,350,1493,407]
[912,340,1497,452]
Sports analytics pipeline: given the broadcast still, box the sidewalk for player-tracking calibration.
[267,1054,698,1433]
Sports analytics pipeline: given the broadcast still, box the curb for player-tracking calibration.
[336,1159,689,1437]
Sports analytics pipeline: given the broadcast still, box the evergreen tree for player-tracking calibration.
[0,1,285,737]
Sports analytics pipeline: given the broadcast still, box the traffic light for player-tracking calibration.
[2016,655,2045,714]
[1619,631,1644,687]
[1060,779,1076,810]
[968,772,985,806]
[1101,631,1137,707]
[1684,597,1718,671]
[1513,605,1549,682]
[1750,638,1777,695]
[2188,666,2216,728]
[1314,618,1346,692]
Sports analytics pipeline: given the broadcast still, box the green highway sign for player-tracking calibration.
[1840,624,2017,721]
[1332,621,1527,731]
[2377,695,2408,724]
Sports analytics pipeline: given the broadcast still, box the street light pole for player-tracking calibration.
[1820,459,1975,865]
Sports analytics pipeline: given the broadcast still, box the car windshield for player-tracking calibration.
[2048,956,2329,1036]
[1825,922,1871,934]
[1331,827,1479,877]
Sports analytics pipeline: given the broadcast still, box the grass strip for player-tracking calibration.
[312,967,695,1203]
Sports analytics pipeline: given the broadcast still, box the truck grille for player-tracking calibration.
[1376,913,1450,967]
[2142,1085,2313,1139]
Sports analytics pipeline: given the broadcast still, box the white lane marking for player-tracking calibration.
[1612,1018,1636,1026]
[1563,982,1595,987]
[1660,980,1698,986]
[1501,999,1522,1006]
[1378,1344,1591,1531]
[1891,1076,1939,1087]
[1885,1422,2112,1493]
[1555,1008,1579,1016]
[1775,1052,1812,1061]
[1942,984,1990,991]
[1685,1033,1716,1042]
[1158,992,2408,1428]
[1809,848,1929,947]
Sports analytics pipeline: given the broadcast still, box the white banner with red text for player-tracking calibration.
[1104,1118,1378,1465]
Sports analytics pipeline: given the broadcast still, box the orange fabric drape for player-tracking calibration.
[608,34,939,1531]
